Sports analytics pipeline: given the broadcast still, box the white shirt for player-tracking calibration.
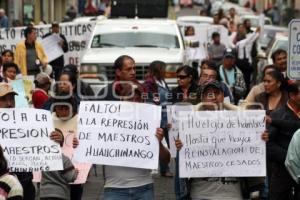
[236,32,259,64]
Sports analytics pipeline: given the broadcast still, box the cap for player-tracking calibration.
[224,48,235,58]
[40,64,53,76]
[51,21,59,27]
[201,80,224,94]
[0,83,17,97]
[35,73,51,85]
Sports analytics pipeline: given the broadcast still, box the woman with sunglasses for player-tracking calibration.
[171,65,199,104]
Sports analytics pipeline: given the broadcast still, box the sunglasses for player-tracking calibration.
[177,75,189,79]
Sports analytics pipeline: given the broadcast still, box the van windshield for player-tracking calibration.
[91,32,180,49]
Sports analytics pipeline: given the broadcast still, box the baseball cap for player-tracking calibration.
[0,83,17,97]
[224,48,235,58]
[201,80,224,95]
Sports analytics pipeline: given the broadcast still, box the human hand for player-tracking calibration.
[155,128,164,142]
[50,129,63,145]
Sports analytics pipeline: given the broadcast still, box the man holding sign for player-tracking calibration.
[175,81,268,200]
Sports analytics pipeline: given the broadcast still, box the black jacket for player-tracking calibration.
[267,104,300,164]
[97,82,119,101]
[171,82,200,104]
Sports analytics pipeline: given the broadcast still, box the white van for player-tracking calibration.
[80,19,186,91]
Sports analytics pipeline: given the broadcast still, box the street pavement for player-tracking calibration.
[82,161,176,200]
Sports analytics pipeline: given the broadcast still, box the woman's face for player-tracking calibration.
[54,104,71,120]
[264,74,280,94]
[185,27,195,36]
[4,67,16,80]
[2,52,13,64]
[177,70,192,89]
[58,74,73,93]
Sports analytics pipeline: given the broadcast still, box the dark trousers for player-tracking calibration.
[22,181,35,200]
[71,184,83,200]
[236,58,253,93]
[52,65,63,81]
[270,163,300,200]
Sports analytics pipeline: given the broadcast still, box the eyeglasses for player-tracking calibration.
[177,75,189,79]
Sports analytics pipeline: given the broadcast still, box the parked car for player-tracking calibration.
[80,19,186,92]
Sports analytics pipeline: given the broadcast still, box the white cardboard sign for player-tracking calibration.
[74,101,162,170]
[179,110,266,178]
[0,108,63,172]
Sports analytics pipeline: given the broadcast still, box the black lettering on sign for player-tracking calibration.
[85,146,154,159]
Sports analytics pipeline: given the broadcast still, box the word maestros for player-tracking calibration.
[179,110,266,177]
[75,101,161,169]
[0,108,63,172]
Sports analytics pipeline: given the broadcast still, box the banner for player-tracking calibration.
[179,110,266,178]
[0,21,96,66]
[74,101,162,169]
[0,108,63,172]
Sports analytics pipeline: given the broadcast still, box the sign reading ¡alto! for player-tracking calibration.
[74,101,162,170]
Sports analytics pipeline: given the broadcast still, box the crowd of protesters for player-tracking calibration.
[0,3,299,200]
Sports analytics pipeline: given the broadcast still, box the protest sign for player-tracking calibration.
[0,108,63,172]
[12,79,29,108]
[74,101,161,169]
[40,34,64,62]
[0,21,95,66]
[33,119,91,184]
[167,105,194,158]
[179,110,266,178]
[288,19,300,79]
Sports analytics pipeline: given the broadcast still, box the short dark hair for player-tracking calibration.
[24,26,36,38]
[1,49,13,57]
[148,60,166,81]
[62,64,79,76]
[287,81,300,94]
[3,62,18,72]
[114,55,134,70]
[271,49,287,62]
[212,32,220,39]
[52,91,78,115]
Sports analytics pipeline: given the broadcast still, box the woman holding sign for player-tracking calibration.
[50,92,83,200]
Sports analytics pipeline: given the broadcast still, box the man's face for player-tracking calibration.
[223,57,235,69]
[213,36,220,44]
[199,69,217,85]
[202,86,224,110]
[274,53,287,72]
[0,93,15,108]
[116,58,136,81]
[27,31,37,42]
[290,90,300,109]
[52,26,59,34]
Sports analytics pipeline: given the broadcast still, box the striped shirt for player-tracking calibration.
[0,173,23,200]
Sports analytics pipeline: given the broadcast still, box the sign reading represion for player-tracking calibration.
[0,108,63,172]
[179,110,266,178]
[74,101,162,170]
